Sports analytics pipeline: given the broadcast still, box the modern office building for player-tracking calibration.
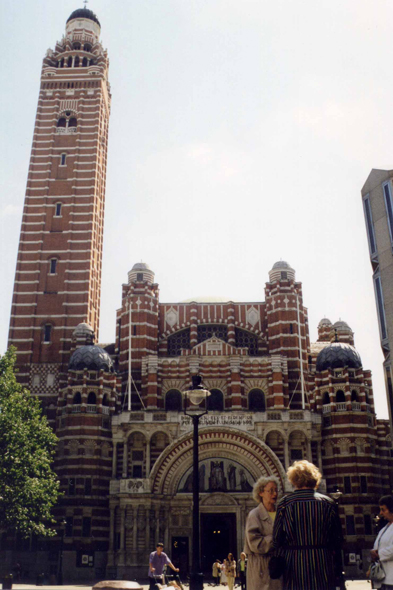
[361,169,393,435]
[3,8,393,584]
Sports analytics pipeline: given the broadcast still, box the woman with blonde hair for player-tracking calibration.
[243,475,282,590]
[272,460,343,590]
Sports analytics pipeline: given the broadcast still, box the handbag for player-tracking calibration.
[268,555,285,580]
[369,524,390,582]
[369,560,385,582]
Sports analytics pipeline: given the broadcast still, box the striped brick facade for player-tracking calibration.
[4,8,393,585]
[7,11,111,426]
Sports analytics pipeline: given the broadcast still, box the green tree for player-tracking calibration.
[0,347,60,537]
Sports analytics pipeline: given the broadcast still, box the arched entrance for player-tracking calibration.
[150,427,287,571]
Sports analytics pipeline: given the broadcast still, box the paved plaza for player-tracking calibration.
[9,581,372,590]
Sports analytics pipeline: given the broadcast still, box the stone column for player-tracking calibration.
[118,507,126,566]
[227,305,236,345]
[131,507,138,565]
[107,507,115,566]
[316,441,323,471]
[122,440,128,478]
[307,438,312,462]
[230,359,242,410]
[112,442,117,478]
[284,438,289,470]
[146,439,151,476]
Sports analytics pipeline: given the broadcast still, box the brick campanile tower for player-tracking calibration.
[8,8,111,409]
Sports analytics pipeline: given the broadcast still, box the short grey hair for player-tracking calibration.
[252,475,280,503]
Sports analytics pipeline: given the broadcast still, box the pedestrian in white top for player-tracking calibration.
[370,495,393,590]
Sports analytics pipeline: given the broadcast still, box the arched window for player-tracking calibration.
[57,118,66,128]
[49,258,57,275]
[322,392,330,405]
[73,392,81,405]
[60,58,64,68]
[165,390,182,411]
[89,59,95,66]
[74,56,80,68]
[68,118,77,128]
[235,328,259,356]
[102,394,109,407]
[336,390,345,403]
[365,391,370,404]
[84,43,92,52]
[73,43,81,50]
[67,56,72,67]
[167,329,190,356]
[87,391,96,404]
[207,389,224,411]
[44,324,52,343]
[351,390,358,402]
[248,389,265,412]
[82,57,88,67]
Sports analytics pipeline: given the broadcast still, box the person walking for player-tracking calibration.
[212,559,221,586]
[148,543,180,590]
[238,552,247,590]
[220,559,227,586]
[370,494,393,590]
[225,553,236,590]
[273,460,343,590]
[244,475,282,590]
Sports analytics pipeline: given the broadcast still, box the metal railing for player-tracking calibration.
[86,404,97,413]
[72,404,81,413]
[336,402,347,411]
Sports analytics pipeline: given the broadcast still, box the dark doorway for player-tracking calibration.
[201,513,237,574]
[171,536,189,577]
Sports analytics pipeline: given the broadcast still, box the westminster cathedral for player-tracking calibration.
[3,6,393,584]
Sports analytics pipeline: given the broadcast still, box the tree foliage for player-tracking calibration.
[0,347,60,537]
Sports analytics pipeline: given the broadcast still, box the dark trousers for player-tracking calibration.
[213,576,220,586]
[239,571,246,590]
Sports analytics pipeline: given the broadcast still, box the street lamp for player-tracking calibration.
[330,488,345,590]
[57,518,67,585]
[182,375,210,590]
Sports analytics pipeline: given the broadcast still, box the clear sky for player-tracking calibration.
[0,0,391,419]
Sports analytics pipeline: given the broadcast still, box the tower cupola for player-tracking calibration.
[66,7,101,40]
[128,262,155,285]
[268,260,296,283]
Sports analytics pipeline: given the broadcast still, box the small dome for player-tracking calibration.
[318,318,332,327]
[66,8,101,27]
[316,342,362,372]
[333,320,352,331]
[269,260,295,282]
[69,345,114,373]
[272,260,292,270]
[73,322,94,337]
[132,262,151,271]
[128,261,155,285]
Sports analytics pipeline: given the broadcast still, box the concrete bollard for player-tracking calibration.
[93,582,143,590]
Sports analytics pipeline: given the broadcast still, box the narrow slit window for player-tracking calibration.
[61,153,66,165]
[50,259,57,274]
[374,275,387,340]
[44,324,52,343]
[55,202,62,216]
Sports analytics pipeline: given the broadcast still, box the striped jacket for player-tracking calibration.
[272,489,343,590]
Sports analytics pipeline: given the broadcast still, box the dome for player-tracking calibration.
[269,260,296,282]
[131,262,151,271]
[316,342,362,372]
[67,8,101,27]
[333,320,352,331]
[318,318,332,327]
[73,322,94,337]
[69,345,114,373]
[128,261,155,285]
[272,260,292,270]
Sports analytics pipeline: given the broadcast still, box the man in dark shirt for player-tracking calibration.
[148,543,180,590]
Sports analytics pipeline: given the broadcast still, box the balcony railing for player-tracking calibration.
[86,404,97,413]
[56,127,77,134]
[322,405,331,414]
[352,402,361,411]
[102,406,110,415]
[72,404,81,413]
[336,402,347,411]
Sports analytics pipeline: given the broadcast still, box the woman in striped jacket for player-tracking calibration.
[272,460,343,590]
